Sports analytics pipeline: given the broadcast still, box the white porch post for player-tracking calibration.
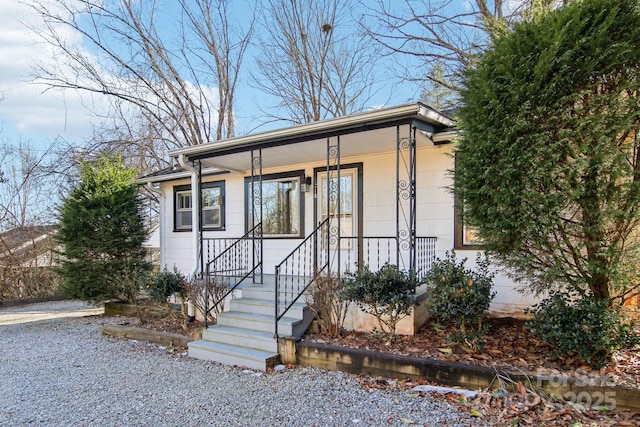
[178,154,201,280]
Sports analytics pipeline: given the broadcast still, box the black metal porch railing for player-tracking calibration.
[202,237,240,267]
[273,227,436,337]
[339,236,437,280]
[274,218,329,338]
[203,223,262,327]
[415,236,438,281]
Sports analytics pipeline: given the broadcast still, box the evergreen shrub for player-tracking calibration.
[528,292,638,369]
[423,251,495,349]
[341,263,417,343]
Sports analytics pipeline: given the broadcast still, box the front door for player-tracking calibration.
[315,165,362,273]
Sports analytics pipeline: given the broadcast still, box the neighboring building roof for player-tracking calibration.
[0,226,57,263]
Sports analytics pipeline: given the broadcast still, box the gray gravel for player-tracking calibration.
[0,301,481,426]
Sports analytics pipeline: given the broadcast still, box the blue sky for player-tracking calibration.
[0,0,453,153]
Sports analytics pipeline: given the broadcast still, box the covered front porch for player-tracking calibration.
[172,103,456,368]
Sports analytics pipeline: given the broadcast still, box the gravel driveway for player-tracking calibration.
[0,300,481,426]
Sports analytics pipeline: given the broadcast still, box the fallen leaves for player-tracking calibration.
[458,388,640,426]
[353,373,640,426]
[304,317,640,391]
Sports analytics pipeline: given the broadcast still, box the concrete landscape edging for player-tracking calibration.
[0,295,67,308]
[101,324,192,348]
[293,340,640,413]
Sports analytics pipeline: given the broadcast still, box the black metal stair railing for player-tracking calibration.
[203,223,262,328]
[202,237,239,266]
[274,218,329,338]
[338,236,437,278]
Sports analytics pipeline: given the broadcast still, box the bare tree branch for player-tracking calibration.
[26,0,253,175]
[0,141,68,231]
[361,0,565,95]
[253,0,380,125]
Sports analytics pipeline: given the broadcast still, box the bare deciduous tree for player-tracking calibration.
[27,0,254,174]
[182,0,253,140]
[254,0,379,125]
[361,0,565,96]
[0,142,63,231]
[0,142,67,299]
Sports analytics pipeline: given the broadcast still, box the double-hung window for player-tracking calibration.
[245,171,304,237]
[174,181,225,231]
[202,185,223,228]
[175,188,193,230]
[454,202,483,248]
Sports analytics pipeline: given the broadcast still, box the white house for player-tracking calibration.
[138,102,537,369]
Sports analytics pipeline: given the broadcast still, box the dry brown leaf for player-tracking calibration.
[516,381,528,399]
[472,353,491,361]
[540,410,560,421]
[526,395,541,407]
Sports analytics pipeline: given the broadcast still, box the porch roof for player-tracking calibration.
[143,103,456,180]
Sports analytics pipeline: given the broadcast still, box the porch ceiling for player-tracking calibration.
[198,126,435,172]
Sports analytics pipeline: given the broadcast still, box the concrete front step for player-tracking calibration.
[240,280,311,300]
[240,287,302,301]
[188,340,280,371]
[202,325,278,353]
[229,297,307,317]
[216,310,304,336]
[188,275,315,370]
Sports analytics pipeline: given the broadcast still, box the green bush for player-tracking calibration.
[147,266,187,303]
[146,266,188,323]
[528,292,638,369]
[341,263,418,343]
[423,251,495,349]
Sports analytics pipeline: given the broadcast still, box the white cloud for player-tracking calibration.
[0,1,105,142]
[0,1,227,146]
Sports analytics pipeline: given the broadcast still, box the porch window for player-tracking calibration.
[455,210,482,248]
[454,157,482,248]
[246,171,303,237]
[175,189,192,230]
[174,181,225,231]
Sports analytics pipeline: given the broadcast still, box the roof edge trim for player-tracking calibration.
[169,102,455,159]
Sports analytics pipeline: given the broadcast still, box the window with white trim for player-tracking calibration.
[175,189,193,230]
[174,181,225,231]
[454,156,482,248]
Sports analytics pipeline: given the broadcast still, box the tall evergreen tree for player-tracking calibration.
[455,0,640,303]
[55,154,150,304]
